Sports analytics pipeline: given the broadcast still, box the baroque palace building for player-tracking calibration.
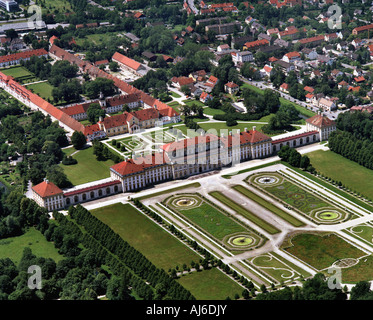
[32,114,335,211]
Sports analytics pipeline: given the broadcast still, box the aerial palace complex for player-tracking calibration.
[31,115,335,212]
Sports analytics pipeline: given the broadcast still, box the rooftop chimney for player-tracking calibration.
[253,126,256,131]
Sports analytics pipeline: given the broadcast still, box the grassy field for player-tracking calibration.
[172,201,247,240]
[60,147,114,186]
[283,233,366,271]
[26,82,55,100]
[0,227,63,264]
[136,182,201,200]
[91,203,201,271]
[341,255,373,283]
[1,66,33,79]
[177,268,243,300]
[307,150,373,200]
[209,191,280,235]
[233,185,305,227]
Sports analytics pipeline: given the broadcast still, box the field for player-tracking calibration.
[283,233,366,271]
[248,172,350,224]
[307,150,373,200]
[1,66,33,79]
[91,203,201,271]
[177,268,244,300]
[60,147,114,185]
[162,193,263,251]
[233,185,305,227]
[26,82,55,100]
[0,227,63,264]
[209,191,280,235]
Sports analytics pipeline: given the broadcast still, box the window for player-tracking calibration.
[90,191,94,198]
[74,196,79,203]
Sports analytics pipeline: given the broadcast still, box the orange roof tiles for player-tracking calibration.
[32,180,63,198]
[112,52,141,71]
[306,114,335,128]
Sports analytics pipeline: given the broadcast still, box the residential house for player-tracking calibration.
[200,91,212,103]
[282,51,301,63]
[318,97,337,111]
[224,82,239,94]
[279,83,290,93]
[231,51,254,64]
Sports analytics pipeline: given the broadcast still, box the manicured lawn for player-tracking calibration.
[283,233,366,271]
[307,150,373,200]
[91,203,201,271]
[0,227,63,264]
[203,107,226,116]
[209,191,280,235]
[136,182,201,200]
[173,201,247,240]
[177,268,243,300]
[26,82,55,100]
[60,147,115,186]
[170,91,181,98]
[233,185,305,227]
[1,66,33,79]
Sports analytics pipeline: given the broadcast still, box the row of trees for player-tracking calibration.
[278,145,314,172]
[69,204,195,300]
[329,112,373,170]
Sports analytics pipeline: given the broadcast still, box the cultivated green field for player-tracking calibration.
[1,66,33,79]
[91,203,201,271]
[233,185,305,227]
[60,147,114,185]
[307,150,373,200]
[177,268,243,300]
[0,227,63,264]
[26,82,55,100]
[283,233,366,271]
[209,191,280,235]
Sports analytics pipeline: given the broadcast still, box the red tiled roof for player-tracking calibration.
[304,86,314,93]
[272,131,319,144]
[132,108,160,122]
[64,180,121,197]
[112,52,141,71]
[299,35,324,44]
[305,114,335,128]
[32,180,63,197]
[111,153,168,176]
[0,48,48,64]
[285,51,300,58]
[225,81,239,88]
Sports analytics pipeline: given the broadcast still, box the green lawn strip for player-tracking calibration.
[177,267,244,300]
[0,227,63,264]
[173,202,247,241]
[152,203,226,260]
[280,162,373,213]
[1,66,33,79]
[306,150,373,201]
[60,146,114,185]
[232,185,305,227]
[209,191,280,235]
[283,233,366,271]
[25,82,55,100]
[222,160,281,179]
[91,203,201,271]
[135,182,201,201]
